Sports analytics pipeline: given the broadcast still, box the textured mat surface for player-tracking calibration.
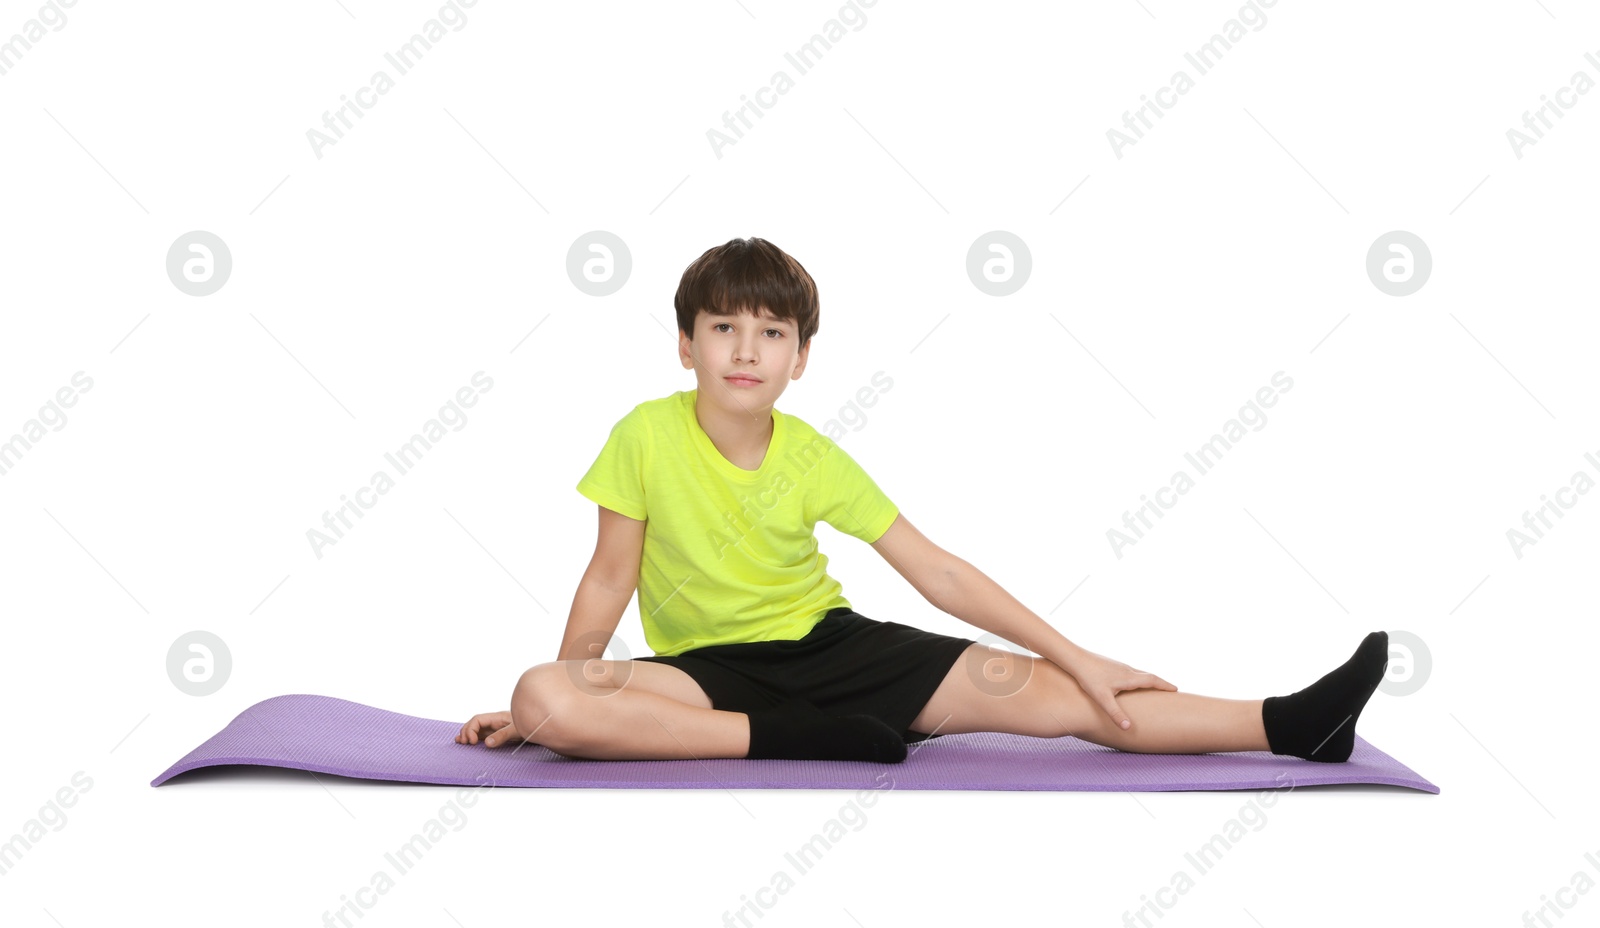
[151,694,1439,792]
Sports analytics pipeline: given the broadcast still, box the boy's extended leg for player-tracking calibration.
[910,632,1388,762]
[912,652,1270,754]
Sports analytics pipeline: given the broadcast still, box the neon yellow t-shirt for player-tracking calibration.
[575,388,900,657]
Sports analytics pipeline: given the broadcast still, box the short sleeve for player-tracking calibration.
[576,407,649,521]
[815,437,898,543]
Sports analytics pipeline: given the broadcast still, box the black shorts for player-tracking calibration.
[634,607,976,744]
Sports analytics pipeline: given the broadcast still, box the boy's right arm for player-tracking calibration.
[556,504,645,663]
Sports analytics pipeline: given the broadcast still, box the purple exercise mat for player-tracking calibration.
[151,694,1439,793]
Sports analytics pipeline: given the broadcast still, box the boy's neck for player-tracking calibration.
[693,389,775,464]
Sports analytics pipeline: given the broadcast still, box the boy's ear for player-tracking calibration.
[793,337,811,376]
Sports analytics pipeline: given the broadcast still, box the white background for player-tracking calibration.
[3,0,1597,925]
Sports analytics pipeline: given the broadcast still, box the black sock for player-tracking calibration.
[1261,631,1389,763]
[745,696,906,764]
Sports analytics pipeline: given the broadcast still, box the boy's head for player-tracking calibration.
[675,237,817,409]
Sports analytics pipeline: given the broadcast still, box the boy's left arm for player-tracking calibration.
[870,513,1176,730]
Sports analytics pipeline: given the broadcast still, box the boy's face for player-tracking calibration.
[678,305,810,410]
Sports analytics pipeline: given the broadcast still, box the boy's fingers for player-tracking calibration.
[1124,671,1176,692]
[459,713,511,742]
[458,715,504,743]
[1099,694,1131,730]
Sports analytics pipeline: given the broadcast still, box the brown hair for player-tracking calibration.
[674,237,819,348]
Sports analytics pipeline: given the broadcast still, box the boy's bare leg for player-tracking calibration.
[510,663,751,761]
[913,663,1270,754]
[508,661,907,763]
[914,631,1389,761]
[1060,690,1270,754]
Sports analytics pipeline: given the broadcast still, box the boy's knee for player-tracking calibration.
[511,663,586,748]
[989,658,1094,738]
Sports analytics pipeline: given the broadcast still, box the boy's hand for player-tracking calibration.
[457,711,524,748]
[1062,648,1177,731]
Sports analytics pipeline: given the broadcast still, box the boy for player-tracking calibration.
[458,237,1390,765]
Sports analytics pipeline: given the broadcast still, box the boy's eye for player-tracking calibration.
[713,322,784,338]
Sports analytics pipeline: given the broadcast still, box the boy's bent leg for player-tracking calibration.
[909,644,1271,755]
[509,661,751,761]
[567,656,716,710]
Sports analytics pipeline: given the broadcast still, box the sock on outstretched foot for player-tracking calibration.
[1261,631,1389,763]
[745,696,907,764]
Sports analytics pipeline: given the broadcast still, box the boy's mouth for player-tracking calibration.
[725,374,762,385]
